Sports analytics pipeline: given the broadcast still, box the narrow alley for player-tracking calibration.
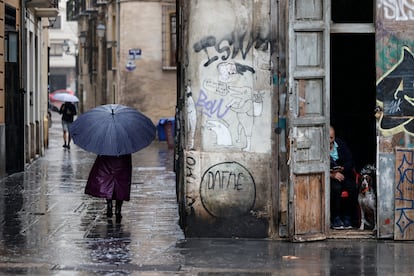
[1,112,414,275]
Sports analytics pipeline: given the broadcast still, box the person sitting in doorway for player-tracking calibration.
[329,125,358,230]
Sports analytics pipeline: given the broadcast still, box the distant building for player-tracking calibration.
[67,0,176,123]
[49,0,78,95]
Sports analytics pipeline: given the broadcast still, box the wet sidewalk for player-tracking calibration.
[1,113,414,275]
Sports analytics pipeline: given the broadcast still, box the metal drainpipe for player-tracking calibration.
[19,0,26,90]
[116,0,120,60]
[21,0,28,165]
[21,1,27,98]
[116,0,121,103]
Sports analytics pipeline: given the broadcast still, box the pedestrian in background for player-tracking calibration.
[85,154,132,223]
[59,101,77,149]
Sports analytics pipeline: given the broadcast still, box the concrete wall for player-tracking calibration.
[181,0,273,238]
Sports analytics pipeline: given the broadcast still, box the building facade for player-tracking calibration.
[68,0,176,123]
[49,0,78,97]
[176,0,414,242]
[0,0,57,177]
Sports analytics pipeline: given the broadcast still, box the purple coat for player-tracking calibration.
[85,154,132,201]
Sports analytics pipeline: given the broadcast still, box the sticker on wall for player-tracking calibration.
[126,60,136,71]
[199,161,255,218]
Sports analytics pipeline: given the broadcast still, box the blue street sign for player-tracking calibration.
[129,48,142,60]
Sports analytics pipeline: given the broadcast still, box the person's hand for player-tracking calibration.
[330,171,345,182]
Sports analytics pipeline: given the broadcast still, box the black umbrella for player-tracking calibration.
[70,104,156,156]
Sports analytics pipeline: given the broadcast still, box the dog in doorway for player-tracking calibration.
[358,164,376,231]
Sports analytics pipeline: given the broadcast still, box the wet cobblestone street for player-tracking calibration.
[1,113,414,275]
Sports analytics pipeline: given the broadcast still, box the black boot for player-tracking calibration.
[115,200,123,223]
[106,199,113,218]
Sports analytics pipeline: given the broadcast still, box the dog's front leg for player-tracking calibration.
[359,205,366,230]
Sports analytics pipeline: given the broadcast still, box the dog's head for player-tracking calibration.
[360,174,373,194]
[359,164,376,194]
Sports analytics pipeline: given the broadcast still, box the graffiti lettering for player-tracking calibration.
[196,90,232,118]
[207,170,243,191]
[380,0,414,21]
[185,152,198,217]
[387,98,402,114]
[186,156,196,180]
[395,149,414,238]
[200,162,256,218]
[193,36,219,67]
[193,32,270,68]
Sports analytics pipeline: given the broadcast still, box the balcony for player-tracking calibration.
[34,7,59,18]
[67,0,98,21]
[26,0,58,9]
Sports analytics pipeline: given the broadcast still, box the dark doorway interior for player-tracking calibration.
[331,0,373,23]
[330,34,376,172]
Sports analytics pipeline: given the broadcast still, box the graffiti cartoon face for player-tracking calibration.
[217,62,238,82]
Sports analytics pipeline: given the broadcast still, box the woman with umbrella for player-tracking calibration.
[70,104,156,223]
[85,154,132,222]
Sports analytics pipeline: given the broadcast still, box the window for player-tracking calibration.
[51,16,62,29]
[50,43,63,56]
[5,5,16,30]
[162,4,176,70]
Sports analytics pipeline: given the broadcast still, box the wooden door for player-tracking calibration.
[394,148,414,240]
[287,0,330,241]
[5,31,23,173]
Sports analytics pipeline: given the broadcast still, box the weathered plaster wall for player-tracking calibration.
[376,1,414,239]
[183,0,273,237]
[119,2,177,124]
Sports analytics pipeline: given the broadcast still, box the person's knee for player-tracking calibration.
[331,181,342,194]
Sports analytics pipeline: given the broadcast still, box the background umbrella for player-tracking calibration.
[51,93,79,103]
[70,104,156,156]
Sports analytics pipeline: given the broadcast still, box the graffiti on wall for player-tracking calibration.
[187,85,197,149]
[199,161,255,218]
[395,148,414,239]
[379,0,414,21]
[377,46,414,136]
[185,153,197,216]
[190,28,271,151]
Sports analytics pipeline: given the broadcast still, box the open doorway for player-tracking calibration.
[330,33,376,172]
[330,33,377,236]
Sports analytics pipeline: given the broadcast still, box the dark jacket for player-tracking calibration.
[331,137,355,181]
[85,154,132,201]
[59,102,77,123]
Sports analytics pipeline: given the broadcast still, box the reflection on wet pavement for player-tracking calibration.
[1,113,414,275]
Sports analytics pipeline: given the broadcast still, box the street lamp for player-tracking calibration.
[62,40,78,56]
[79,31,87,46]
[96,24,106,38]
[62,40,69,53]
[48,17,57,28]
